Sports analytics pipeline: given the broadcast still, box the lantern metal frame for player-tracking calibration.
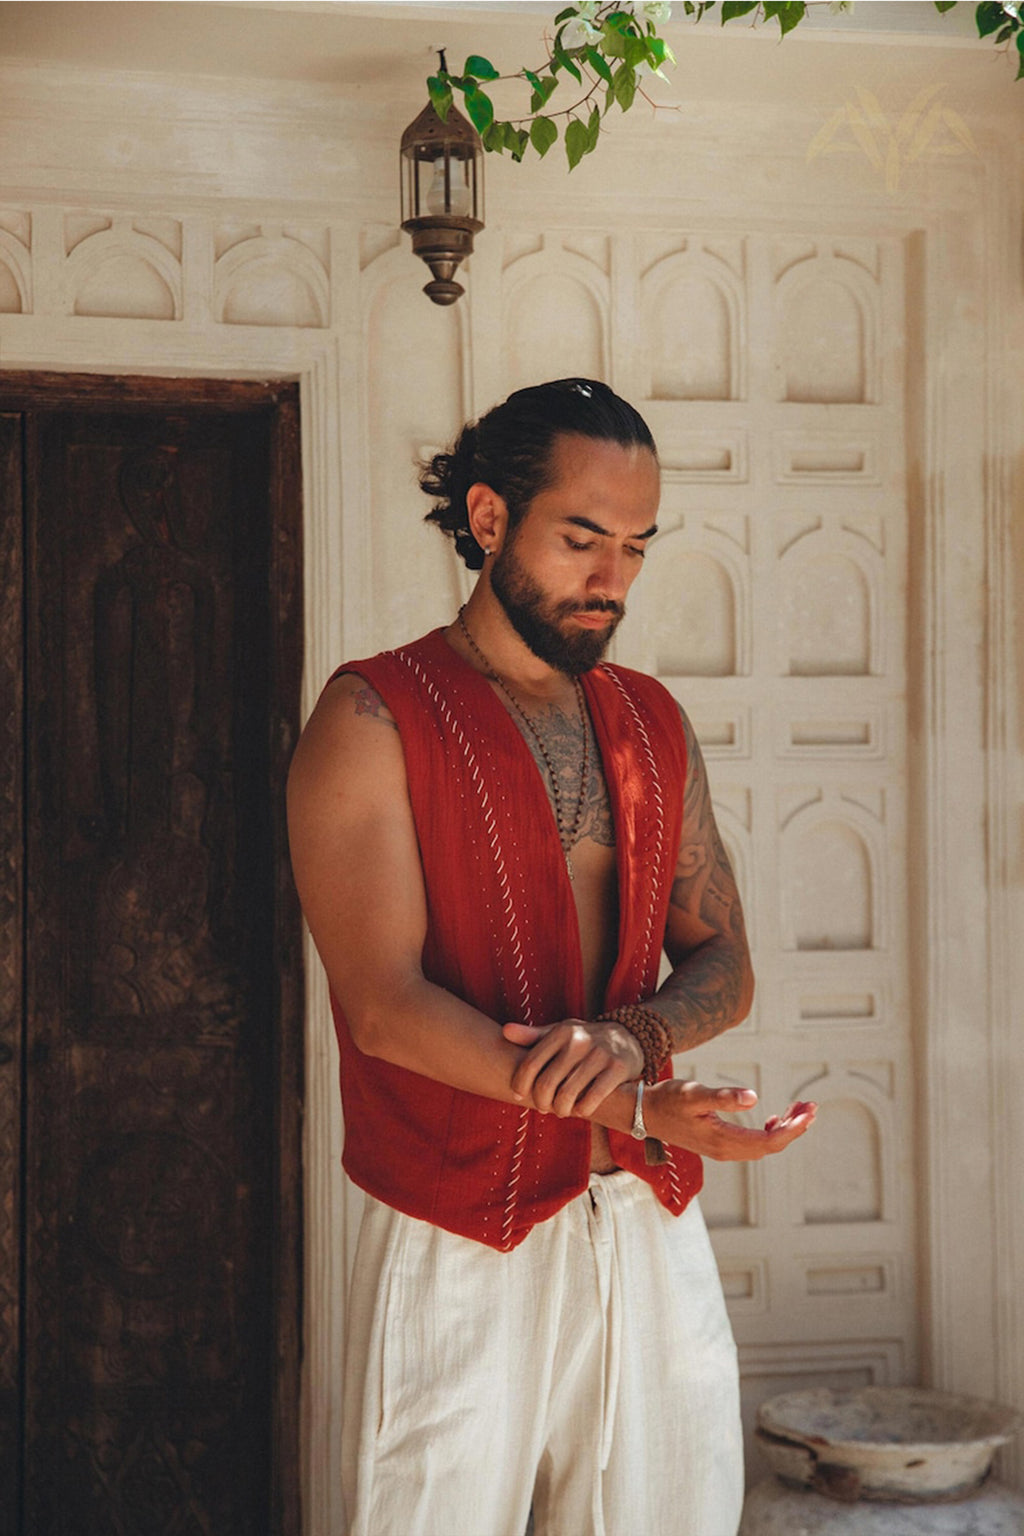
[400,96,484,306]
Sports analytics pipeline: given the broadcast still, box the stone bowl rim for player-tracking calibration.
[757,1386,1024,1454]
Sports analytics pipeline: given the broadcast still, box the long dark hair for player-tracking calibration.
[420,378,657,570]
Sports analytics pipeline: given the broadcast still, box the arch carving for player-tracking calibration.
[215,234,329,328]
[645,523,749,678]
[0,230,31,313]
[778,524,883,677]
[65,226,182,321]
[501,245,609,390]
[640,247,744,401]
[791,1066,896,1228]
[775,253,879,404]
[779,792,885,953]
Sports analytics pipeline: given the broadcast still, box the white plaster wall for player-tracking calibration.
[0,4,1022,1524]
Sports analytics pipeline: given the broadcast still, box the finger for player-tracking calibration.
[705,1113,815,1160]
[531,1048,600,1114]
[574,1063,630,1120]
[502,1022,553,1045]
[714,1086,759,1114]
[550,1053,621,1118]
[509,1029,572,1098]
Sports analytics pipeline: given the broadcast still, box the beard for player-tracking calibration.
[489,536,624,676]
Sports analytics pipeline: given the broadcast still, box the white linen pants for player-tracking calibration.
[341,1171,743,1536]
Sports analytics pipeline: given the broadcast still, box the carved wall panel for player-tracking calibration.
[502,244,607,393]
[65,220,183,321]
[611,226,913,1456]
[641,519,751,679]
[363,251,467,654]
[779,523,883,678]
[641,245,745,402]
[776,250,879,405]
[0,226,29,314]
[785,817,874,952]
[215,227,329,328]
[802,1098,883,1224]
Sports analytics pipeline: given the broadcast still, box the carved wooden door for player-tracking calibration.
[0,380,303,1536]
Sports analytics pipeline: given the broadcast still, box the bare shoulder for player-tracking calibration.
[287,670,406,816]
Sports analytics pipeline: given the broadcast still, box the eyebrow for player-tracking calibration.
[565,515,659,541]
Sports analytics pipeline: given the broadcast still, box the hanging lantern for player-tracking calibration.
[400,85,484,306]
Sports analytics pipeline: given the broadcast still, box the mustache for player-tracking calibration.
[556,598,624,618]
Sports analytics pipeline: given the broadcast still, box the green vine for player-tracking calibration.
[427,1,1023,170]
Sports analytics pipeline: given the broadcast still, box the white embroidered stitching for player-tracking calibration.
[600,669,686,1206]
[396,649,534,1249]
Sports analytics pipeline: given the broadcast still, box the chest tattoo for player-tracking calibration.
[504,698,616,850]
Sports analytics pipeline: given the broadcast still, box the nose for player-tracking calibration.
[587,547,632,603]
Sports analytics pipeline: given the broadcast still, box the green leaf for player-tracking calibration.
[481,121,505,153]
[427,74,453,122]
[565,117,590,169]
[463,87,494,133]
[764,1,807,36]
[555,5,578,20]
[975,1,1007,36]
[524,68,544,91]
[1017,30,1024,76]
[601,22,628,56]
[605,9,635,28]
[612,62,638,110]
[554,34,584,82]
[463,54,500,81]
[529,73,560,110]
[623,32,648,66]
[586,104,602,150]
[585,45,614,82]
[721,0,758,18]
[508,127,530,161]
[530,115,559,157]
[933,1,958,10]
[996,22,1016,41]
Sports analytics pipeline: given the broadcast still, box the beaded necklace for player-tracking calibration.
[457,606,589,881]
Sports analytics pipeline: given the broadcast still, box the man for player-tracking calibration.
[288,378,815,1536]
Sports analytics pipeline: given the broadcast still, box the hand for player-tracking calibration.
[502,1019,645,1118]
[644,1080,817,1161]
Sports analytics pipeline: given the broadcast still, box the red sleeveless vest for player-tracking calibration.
[330,629,703,1251]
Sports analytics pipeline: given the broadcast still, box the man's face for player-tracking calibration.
[489,433,660,675]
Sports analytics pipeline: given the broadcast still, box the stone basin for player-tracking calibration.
[756,1387,1024,1503]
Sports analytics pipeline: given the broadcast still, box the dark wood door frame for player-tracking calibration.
[0,369,305,1535]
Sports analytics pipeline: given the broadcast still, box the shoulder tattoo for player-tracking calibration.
[351,682,398,731]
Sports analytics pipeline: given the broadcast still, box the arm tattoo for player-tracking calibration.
[654,705,752,1051]
[352,683,398,732]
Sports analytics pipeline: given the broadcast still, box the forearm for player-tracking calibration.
[346,974,532,1105]
[347,974,641,1133]
[650,935,754,1055]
